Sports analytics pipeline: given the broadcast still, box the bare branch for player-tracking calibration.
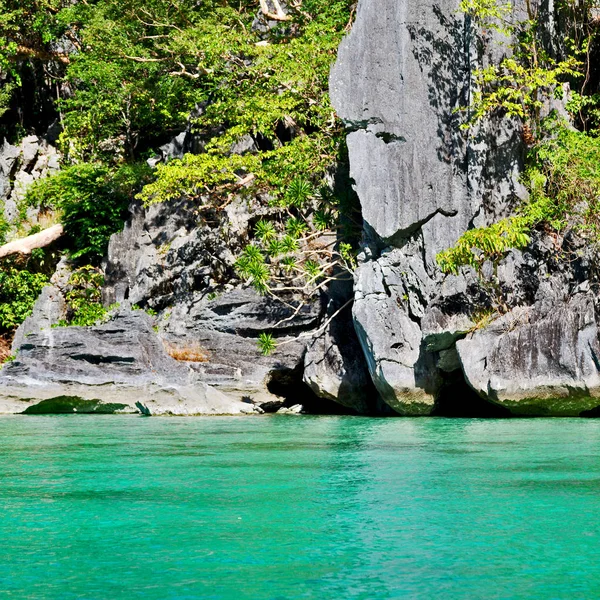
[14,45,70,65]
[276,298,354,349]
[259,0,292,21]
[122,55,166,63]
[0,224,64,260]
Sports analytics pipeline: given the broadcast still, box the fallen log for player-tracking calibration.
[0,224,64,260]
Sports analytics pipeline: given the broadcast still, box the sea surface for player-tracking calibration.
[1,415,600,599]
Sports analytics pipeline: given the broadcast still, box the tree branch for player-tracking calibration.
[0,224,64,260]
[259,0,291,21]
[14,45,70,65]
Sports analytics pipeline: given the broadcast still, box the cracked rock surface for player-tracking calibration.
[0,310,256,415]
[329,0,600,416]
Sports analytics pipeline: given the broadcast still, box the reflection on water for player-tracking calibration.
[1,415,600,599]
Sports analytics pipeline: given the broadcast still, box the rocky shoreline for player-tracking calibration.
[3,0,600,418]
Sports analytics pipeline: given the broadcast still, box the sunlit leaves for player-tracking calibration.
[281,235,299,253]
[137,153,261,205]
[285,217,308,238]
[314,209,333,231]
[465,54,581,127]
[436,217,531,274]
[26,162,151,261]
[267,239,285,257]
[459,0,583,129]
[285,177,313,207]
[255,220,277,241]
[459,0,512,34]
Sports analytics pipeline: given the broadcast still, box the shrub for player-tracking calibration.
[437,119,600,275]
[60,266,109,326]
[26,162,151,262]
[0,267,49,334]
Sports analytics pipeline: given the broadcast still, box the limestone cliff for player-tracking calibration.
[2,0,600,417]
[330,0,600,416]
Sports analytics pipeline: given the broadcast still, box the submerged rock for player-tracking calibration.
[22,396,131,415]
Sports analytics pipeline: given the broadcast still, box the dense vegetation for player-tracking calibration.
[0,0,357,347]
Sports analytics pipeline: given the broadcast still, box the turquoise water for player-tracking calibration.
[2,416,600,599]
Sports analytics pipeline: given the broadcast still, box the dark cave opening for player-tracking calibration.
[266,365,357,415]
[433,370,512,418]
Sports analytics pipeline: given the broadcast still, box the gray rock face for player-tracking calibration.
[10,258,76,352]
[163,288,319,404]
[330,0,525,259]
[0,135,61,233]
[303,299,375,414]
[352,243,443,415]
[0,310,256,415]
[103,198,324,406]
[11,285,66,352]
[328,0,542,415]
[457,293,600,416]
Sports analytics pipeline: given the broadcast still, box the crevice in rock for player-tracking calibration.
[375,132,406,144]
[433,367,511,418]
[266,364,356,415]
[384,207,458,249]
[70,354,136,365]
[343,116,385,132]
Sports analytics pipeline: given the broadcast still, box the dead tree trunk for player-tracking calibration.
[0,224,64,260]
[259,0,291,21]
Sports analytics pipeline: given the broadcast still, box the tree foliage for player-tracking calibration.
[26,163,151,261]
[0,0,357,355]
[459,0,591,129]
[58,266,111,327]
[0,266,49,334]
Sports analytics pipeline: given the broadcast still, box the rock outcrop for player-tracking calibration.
[303,286,377,414]
[3,0,598,418]
[0,310,256,415]
[0,135,61,230]
[102,198,326,408]
[330,0,524,415]
[330,0,600,416]
[457,293,600,416]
